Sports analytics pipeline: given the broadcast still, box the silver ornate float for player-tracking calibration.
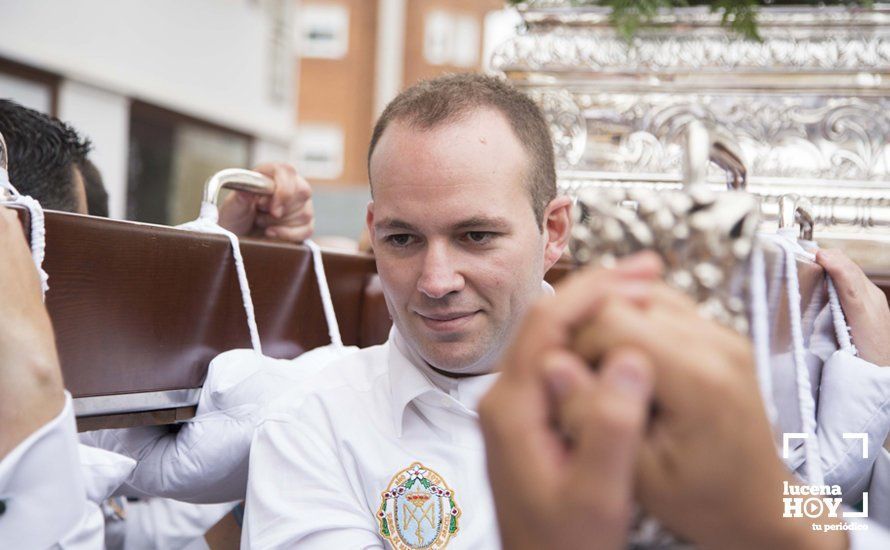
[494,2,890,276]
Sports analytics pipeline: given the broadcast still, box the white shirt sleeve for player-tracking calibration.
[56,500,106,550]
[868,448,890,530]
[84,405,258,504]
[80,347,350,505]
[242,406,384,550]
[123,498,237,550]
[817,350,890,500]
[0,392,93,548]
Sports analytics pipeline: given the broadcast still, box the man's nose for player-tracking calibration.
[417,243,464,299]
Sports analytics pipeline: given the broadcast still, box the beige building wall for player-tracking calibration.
[296,0,502,190]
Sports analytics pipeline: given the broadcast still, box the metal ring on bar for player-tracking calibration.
[778,193,815,241]
[202,168,275,207]
[683,120,747,191]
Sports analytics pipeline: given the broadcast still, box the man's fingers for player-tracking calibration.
[252,209,314,230]
[233,189,258,206]
[264,223,314,243]
[542,349,596,447]
[546,257,661,330]
[572,297,648,366]
[255,163,311,219]
[613,250,664,278]
[504,279,653,382]
[563,348,653,510]
[479,372,560,515]
[499,252,663,384]
[816,249,868,289]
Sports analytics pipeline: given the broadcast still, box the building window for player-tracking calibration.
[127,101,252,225]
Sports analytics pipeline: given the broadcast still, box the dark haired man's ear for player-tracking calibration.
[365,201,376,242]
[542,195,572,271]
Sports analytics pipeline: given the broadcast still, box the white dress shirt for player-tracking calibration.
[83,344,357,504]
[243,328,499,549]
[0,392,92,548]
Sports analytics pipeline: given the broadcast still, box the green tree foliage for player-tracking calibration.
[507,1,874,41]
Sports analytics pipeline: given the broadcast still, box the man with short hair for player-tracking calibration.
[0,205,83,549]
[0,99,91,213]
[242,73,890,550]
[243,73,573,548]
[0,98,316,548]
[0,99,315,239]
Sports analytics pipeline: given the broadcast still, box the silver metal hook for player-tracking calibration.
[683,120,747,191]
[202,168,275,207]
[778,194,815,241]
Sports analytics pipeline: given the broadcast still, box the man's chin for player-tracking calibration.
[416,342,493,376]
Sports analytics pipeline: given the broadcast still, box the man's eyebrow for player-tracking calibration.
[375,218,418,232]
[452,216,512,231]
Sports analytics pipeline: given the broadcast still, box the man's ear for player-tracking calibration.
[365,201,375,241]
[542,195,573,271]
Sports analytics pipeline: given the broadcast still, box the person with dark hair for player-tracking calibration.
[0,99,91,213]
[0,98,315,240]
[78,158,109,217]
[0,206,89,548]
[244,72,574,547]
[0,98,317,548]
[244,73,890,549]
[368,73,556,226]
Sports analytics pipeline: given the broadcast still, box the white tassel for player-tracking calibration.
[776,236,824,485]
[304,239,344,349]
[178,202,262,354]
[749,240,777,427]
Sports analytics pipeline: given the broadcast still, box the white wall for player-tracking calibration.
[482,8,521,73]
[374,0,406,117]
[57,81,130,218]
[251,138,292,167]
[0,0,295,142]
[0,73,53,113]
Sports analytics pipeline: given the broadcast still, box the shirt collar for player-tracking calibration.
[388,326,440,437]
[387,279,553,436]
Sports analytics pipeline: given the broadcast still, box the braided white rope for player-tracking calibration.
[826,278,856,355]
[304,239,344,349]
[797,239,856,355]
[178,201,262,354]
[749,240,777,427]
[0,168,49,298]
[775,234,824,485]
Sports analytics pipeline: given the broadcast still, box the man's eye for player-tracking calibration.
[464,231,494,244]
[385,234,415,247]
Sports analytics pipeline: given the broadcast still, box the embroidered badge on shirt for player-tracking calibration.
[377,462,460,549]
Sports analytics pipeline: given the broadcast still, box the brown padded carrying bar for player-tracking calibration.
[11,208,381,427]
[14,208,890,429]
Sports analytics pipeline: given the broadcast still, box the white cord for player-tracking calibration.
[826,278,857,355]
[749,240,777,427]
[177,201,262,354]
[775,236,825,485]
[1,168,50,298]
[304,239,344,348]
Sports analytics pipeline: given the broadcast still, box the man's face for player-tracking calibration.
[367,108,549,375]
